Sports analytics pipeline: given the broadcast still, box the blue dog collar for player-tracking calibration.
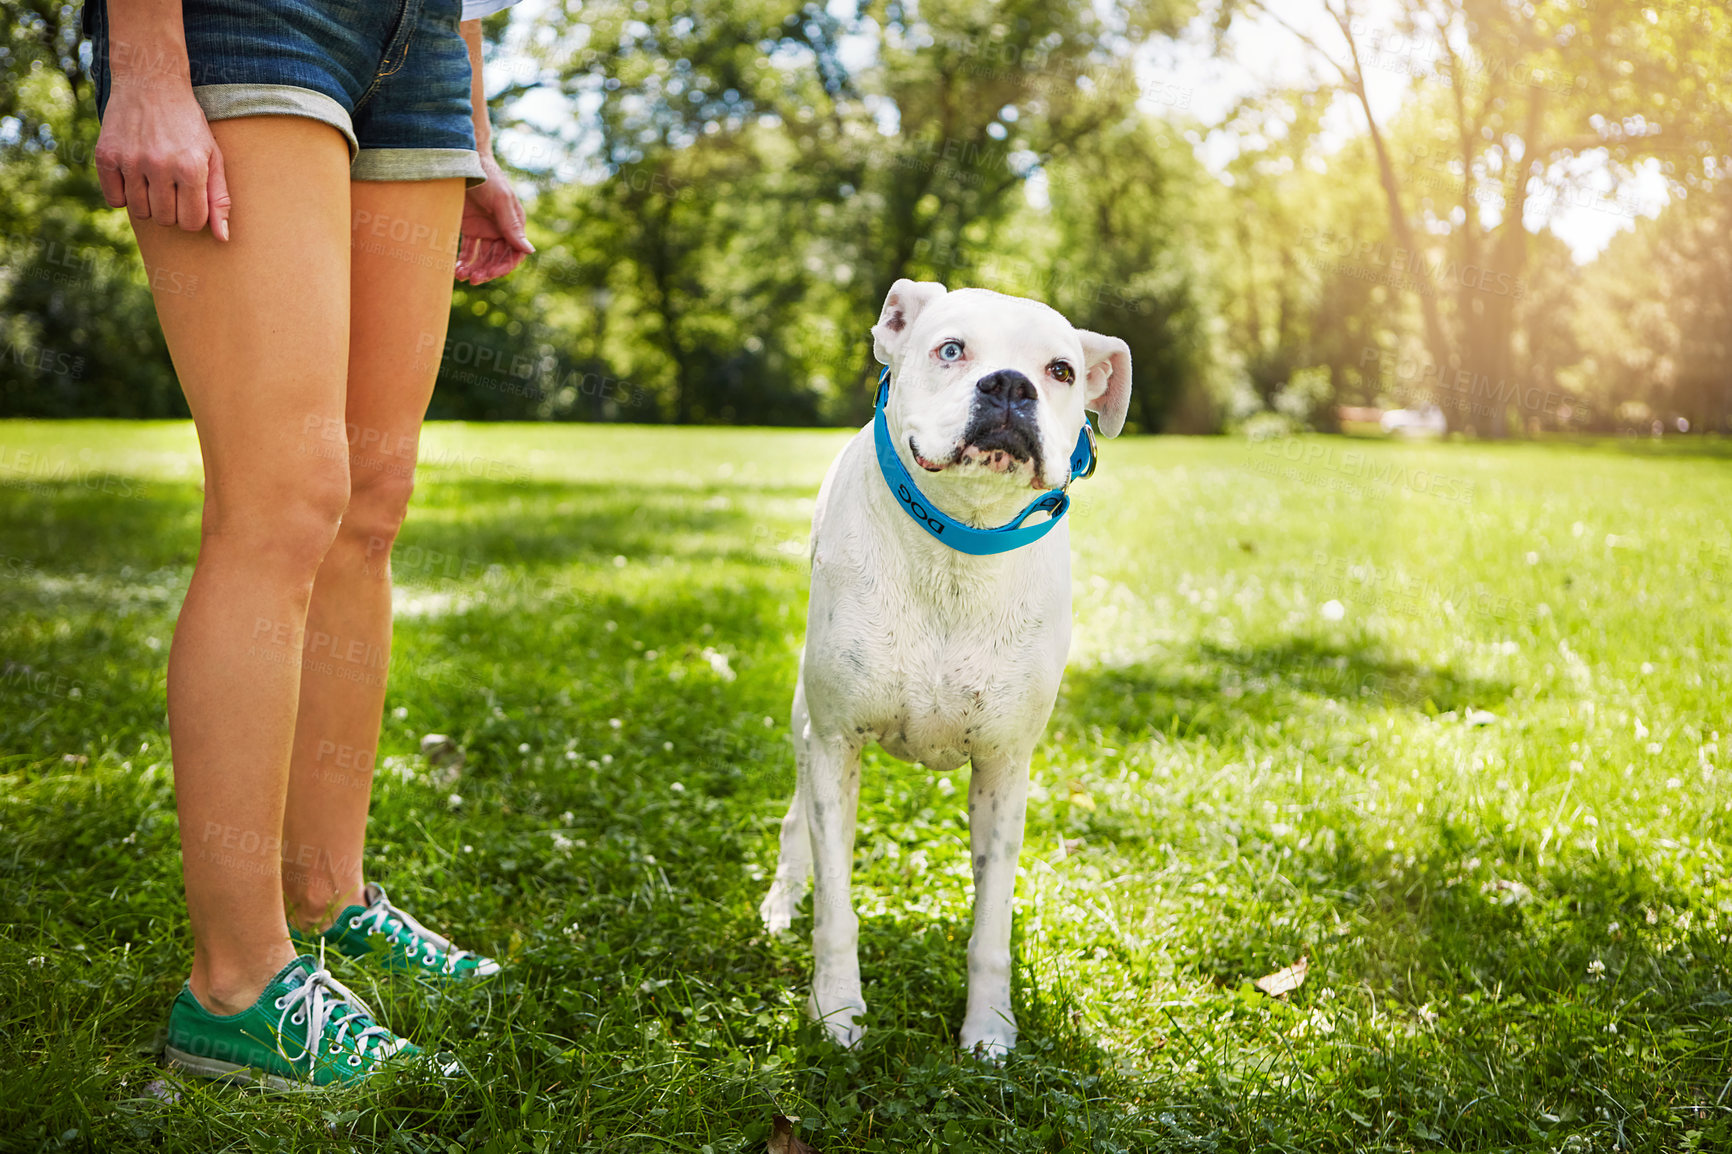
[873,367,1096,556]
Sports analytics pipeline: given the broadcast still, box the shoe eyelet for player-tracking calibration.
[348,917,362,929]
[292,1012,305,1024]
[347,1055,363,1067]
[274,997,287,1009]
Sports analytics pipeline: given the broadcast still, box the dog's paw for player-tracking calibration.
[960,1016,1017,1061]
[808,992,866,1049]
[758,880,806,934]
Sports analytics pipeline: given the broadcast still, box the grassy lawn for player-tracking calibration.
[4,421,1732,1152]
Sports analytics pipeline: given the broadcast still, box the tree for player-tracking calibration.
[1224,0,1711,436]
[1044,113,1219,432]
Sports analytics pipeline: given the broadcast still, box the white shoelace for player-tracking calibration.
[349,886,482,976]
[274,951,404,1071]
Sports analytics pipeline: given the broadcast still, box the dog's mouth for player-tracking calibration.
[909,436,947,473]
[963,407,1045,481]
[910,425,1048,485]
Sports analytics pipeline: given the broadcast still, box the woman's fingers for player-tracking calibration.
[95,152,128,209]
[146,161,180,226]
[95,83,231,237]
[176,157,210,232]
[453,174,533,283]
[207,145,232,241]
[492,238,525,279]
[481,240,511,282]
[509,195,532,252]
[462,239,501,284]
[124,166,155,222]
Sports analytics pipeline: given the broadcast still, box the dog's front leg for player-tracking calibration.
[960,751,1031,1057]
[804,732,866,1047]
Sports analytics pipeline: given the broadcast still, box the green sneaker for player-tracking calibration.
[163,955,423,1090]
[292,883,500,980]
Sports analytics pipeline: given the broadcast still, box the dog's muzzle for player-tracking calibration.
[961,370,1043,471]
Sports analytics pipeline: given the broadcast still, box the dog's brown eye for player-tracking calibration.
[1050,360,1075,384]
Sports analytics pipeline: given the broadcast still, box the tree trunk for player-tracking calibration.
[1323,12,1454,430]
[1485,91,1546,438]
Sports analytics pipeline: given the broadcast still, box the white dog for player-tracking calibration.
[759,280,1131,1056]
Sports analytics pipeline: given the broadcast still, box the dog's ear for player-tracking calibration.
[1078,330,1132,437]
[873,279,948,366]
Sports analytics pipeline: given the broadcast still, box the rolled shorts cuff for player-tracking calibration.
[193,84,359,160]
[352,148,488,186]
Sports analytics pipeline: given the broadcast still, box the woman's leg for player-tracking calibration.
[280,178,466,929]
[134,116,355,1014]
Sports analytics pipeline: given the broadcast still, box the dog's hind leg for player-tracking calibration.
[760,788,812,934]
[959,750,1032,1058]
[760,686,815,933]
[802,730,867,1047]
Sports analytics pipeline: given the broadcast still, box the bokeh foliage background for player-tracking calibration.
[1,0,1728,434]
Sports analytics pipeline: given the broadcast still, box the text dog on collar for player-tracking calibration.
[759,279,1131,1056]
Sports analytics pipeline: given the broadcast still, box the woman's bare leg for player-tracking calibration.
[280,178,466,929]
[134,116,354,1014]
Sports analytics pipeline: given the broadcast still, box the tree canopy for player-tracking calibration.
[1,0,1726,435]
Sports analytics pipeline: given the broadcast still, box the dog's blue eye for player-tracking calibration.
[937,340,965,362]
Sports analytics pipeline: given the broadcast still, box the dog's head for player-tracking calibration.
[872,280,1132,495]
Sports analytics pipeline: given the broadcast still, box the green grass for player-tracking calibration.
[4,421,1732,1152]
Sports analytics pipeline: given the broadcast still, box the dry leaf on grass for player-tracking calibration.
[1253,956,1309,997]
[768,1115,817,1154]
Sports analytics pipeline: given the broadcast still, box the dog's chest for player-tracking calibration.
[805,543,1066,767]
[868,638,1035,769]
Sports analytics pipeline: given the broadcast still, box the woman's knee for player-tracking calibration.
[340,466,417,557]
[204,466,351,577]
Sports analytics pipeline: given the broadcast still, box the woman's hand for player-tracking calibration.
[455,19,531,285]
[93,65,231,239]
[455,152,532,285]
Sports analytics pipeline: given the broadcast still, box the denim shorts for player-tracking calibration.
[84,0,486,184]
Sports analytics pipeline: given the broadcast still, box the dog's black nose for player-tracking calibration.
[975,370,1037,404]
